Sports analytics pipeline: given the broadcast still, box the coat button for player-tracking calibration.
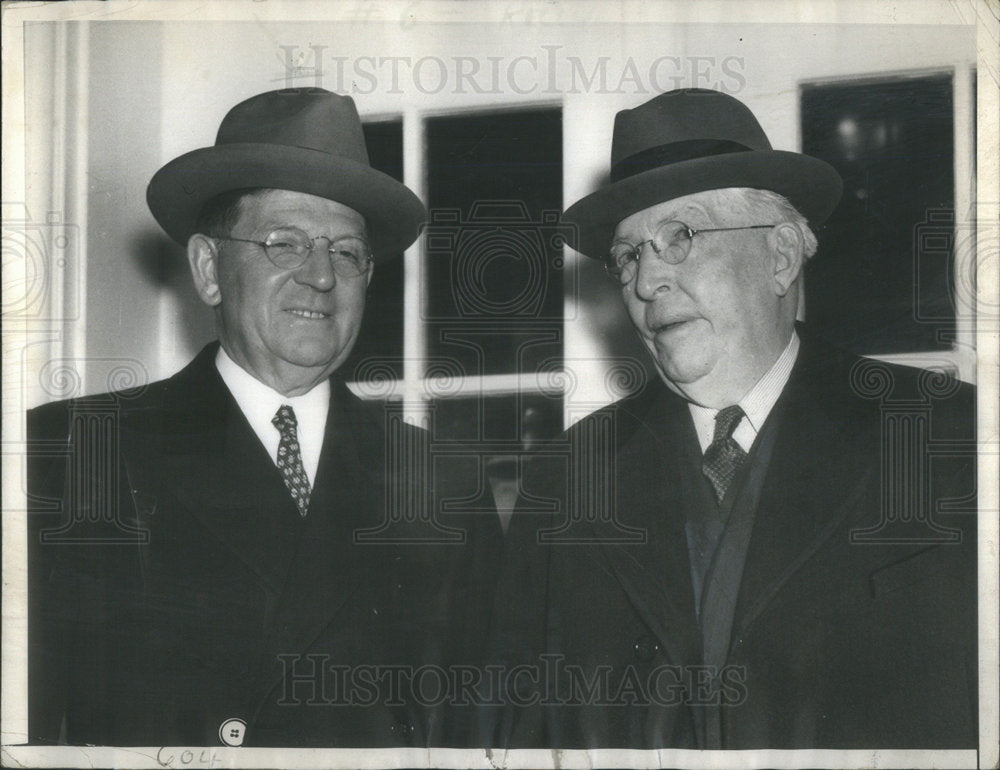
[633,635,661,662]
[219,718,246,746]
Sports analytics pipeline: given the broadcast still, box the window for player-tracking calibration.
[424,109,564,381]
[801,73,968,363]
[349,107,565,517]
[342,119,405,380]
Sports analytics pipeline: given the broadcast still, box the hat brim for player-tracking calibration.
[563,150,843,259]
[146,143,427,261]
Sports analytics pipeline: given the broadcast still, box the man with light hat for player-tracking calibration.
[492,88,976,749]
[27,88,461,747]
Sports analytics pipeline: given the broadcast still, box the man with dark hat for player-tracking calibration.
[491,89,977,749]
[27,88,455,747]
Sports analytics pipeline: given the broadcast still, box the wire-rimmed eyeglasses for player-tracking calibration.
[212,227,373,277]
[605,221,778,284]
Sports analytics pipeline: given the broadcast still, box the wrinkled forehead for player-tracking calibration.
[612,189,722,242]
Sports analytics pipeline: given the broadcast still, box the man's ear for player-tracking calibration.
[187,234,223,307]
[770,223,805,297]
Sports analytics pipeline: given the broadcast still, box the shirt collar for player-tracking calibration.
[739,331,800,433]
[688,331,800,453]
[214,346,330,425]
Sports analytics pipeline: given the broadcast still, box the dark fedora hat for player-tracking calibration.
[563,88,843,259]
[147,88,426,261]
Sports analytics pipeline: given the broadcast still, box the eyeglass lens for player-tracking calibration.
[264,228,371,274]
[608,221,693,282]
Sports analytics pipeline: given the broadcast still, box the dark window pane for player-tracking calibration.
[424,108,565,379]
[801,74,955,353]
[344,119,405,382]
[430,392,563,519]
[431,392,562,445]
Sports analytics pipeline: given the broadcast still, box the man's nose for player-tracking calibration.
[292,246,337,290]
[633,248,673,300]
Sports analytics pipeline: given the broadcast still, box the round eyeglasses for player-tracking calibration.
[605,221,778,284]
[212,227,373,277]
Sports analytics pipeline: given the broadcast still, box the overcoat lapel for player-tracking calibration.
[588,384,702,670]
[143,345,302,595]
[730,339,875,643]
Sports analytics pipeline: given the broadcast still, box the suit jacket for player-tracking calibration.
[490,332,977,749]
[28,343,478,747]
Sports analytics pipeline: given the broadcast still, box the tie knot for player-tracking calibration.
[712,405,744,443]
[272,404,298,434]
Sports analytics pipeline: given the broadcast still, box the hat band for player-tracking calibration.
[610,139,753,183]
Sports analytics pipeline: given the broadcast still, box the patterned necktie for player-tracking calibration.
[272,405,311,517]
[702,405,748,503]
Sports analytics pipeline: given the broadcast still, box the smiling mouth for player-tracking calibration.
[286,309,331,320]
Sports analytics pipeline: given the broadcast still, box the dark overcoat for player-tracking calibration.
[491,333,977,749]
[28,343,480,747]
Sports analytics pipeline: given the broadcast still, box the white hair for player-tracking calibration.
[705,188,819,260]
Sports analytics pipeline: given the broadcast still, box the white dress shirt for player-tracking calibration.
[688,332,800,454]
[215,347,330,485]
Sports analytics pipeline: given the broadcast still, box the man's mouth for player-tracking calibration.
[286,309,330,320]
[653,317,695,333]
